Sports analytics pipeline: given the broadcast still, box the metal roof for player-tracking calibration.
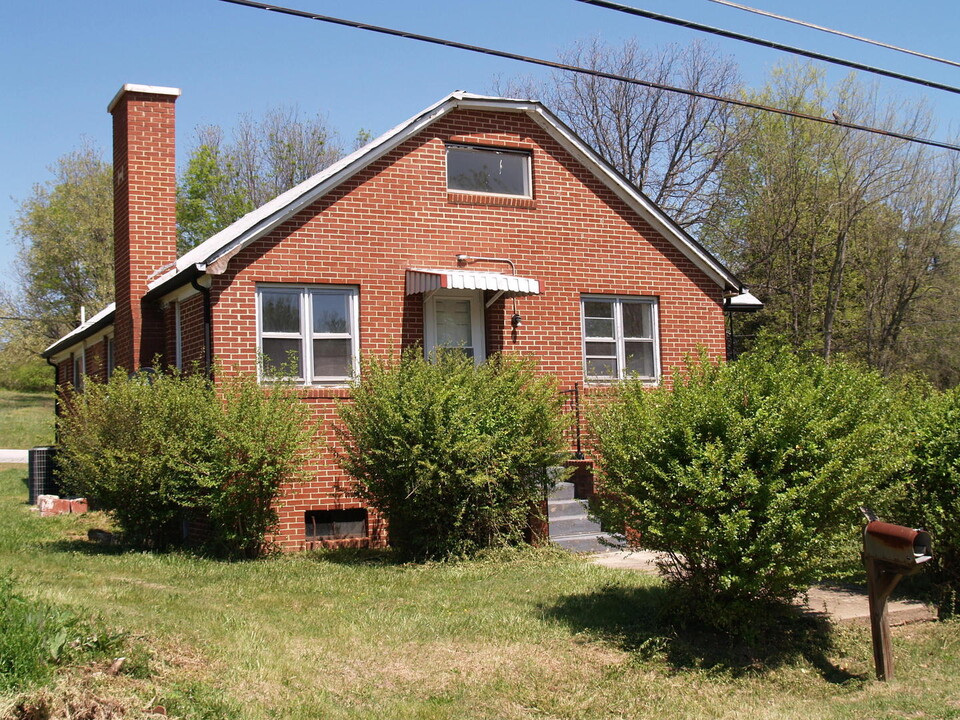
[406,269,540,296]
[42,303,115,358]
[146,90,745,297]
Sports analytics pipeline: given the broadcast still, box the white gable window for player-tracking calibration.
[581,296,660,382]
[446,144,531,197]
[257,285,359,384]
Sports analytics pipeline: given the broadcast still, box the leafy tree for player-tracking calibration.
[177,107,343,251]
[703,65,960,380]
[9,143,113,344]
[590,341,909,628]
[502,39,744,229]
[335,350,570,560]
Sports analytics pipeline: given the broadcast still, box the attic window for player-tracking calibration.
[304,509,368,540]
[446,145,531,197]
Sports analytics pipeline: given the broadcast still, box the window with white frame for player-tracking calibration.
[581,296,660,382]
[446,144,531,197]
[174,302,183,370]
[257,285,359,384]
[72,349,86,391]
[106,336,115,378]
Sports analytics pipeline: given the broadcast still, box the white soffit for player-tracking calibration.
[406,269,541,295]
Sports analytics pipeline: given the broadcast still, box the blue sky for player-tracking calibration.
[3,0,959,300]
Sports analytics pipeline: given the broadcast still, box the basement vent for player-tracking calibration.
[304,508,368,540]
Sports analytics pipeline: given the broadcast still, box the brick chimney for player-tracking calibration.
[108,84,181,372]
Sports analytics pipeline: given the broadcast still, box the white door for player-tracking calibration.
[423,290,485,364]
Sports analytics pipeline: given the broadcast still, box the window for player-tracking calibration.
[304,509,368,540]
[174,302,182,370]
[446,144,531,197]
[423,290,486,365]
[72,349,86,391]
[581,296,660,382]
[257,285,359,384]
[106,337,115,377]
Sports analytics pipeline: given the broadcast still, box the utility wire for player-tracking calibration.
[217,0,960,153]
[573,0,960,96]
[704,0,960,70]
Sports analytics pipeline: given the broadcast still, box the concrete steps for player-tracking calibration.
[547,482,621,553]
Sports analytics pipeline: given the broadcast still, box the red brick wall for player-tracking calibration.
[111,89,179,373]
[199,108,726,550]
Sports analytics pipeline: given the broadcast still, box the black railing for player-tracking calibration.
[559,383,585,460]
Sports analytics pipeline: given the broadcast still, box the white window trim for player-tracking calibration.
[106,336,115,378]
[174,302,183,370]
[581,295,661,383]
[423,289,486,366]
[445,144,533,199]
[256,284,360,386]
[73,348,86,390]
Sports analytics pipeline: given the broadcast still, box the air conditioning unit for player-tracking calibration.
[28,446,59,505]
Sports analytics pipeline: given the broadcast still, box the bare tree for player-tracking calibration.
[499,39,743,229]
[178,107,343,251]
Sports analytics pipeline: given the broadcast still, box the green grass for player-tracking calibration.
[2,465,960,719]
[0,390,55,449]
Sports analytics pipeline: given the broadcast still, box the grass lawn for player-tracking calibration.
[1,465,959,719]
[0,390,55,449]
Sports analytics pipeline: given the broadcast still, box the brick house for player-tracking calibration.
[43,83,759,550]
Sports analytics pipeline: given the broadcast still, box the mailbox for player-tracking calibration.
[863,521,932,571]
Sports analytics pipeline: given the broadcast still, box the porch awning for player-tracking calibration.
[405,268,541,296]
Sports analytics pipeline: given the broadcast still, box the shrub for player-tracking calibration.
[590,342,909,628]
[903,384,960,616]
[57,368,314,557]
[335,350,570,560]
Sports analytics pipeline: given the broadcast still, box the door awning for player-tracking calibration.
[406,268,540,296]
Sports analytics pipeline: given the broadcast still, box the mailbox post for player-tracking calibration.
[861,519,932,681]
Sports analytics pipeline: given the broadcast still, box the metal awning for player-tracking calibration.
[406,268,540,296]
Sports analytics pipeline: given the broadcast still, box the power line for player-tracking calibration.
[573,0,960,96]
[217,0,960,153]
[704,0,960,70]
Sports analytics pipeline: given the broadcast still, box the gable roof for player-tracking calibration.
[45,90,747,360]
[43,302,116,359]
[146,90,743,299]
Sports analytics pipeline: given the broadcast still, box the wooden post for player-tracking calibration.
[864,555,904,681]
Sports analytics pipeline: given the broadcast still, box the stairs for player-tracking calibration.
[547,482,621,553]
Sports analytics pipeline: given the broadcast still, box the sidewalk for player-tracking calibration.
[592,550,937,625]
[0,449,28,464]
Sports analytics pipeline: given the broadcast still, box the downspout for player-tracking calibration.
[191,278,213,379]
[45,356,60,444]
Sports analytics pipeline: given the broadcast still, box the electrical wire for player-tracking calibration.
[704,0,960,70]
[572,0,960,96]
[217,0,960,153]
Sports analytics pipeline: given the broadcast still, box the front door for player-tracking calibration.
[423,289,486,364]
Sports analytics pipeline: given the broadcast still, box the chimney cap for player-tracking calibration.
[108,84,181,114]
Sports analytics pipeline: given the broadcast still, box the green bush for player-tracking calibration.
[590,342,909,628]
[57,368,315,557]
[903,385,960,616]
[0,574,123,692]
[335,350,570,560]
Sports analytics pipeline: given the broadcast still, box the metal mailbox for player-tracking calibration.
[863,521,931,572]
